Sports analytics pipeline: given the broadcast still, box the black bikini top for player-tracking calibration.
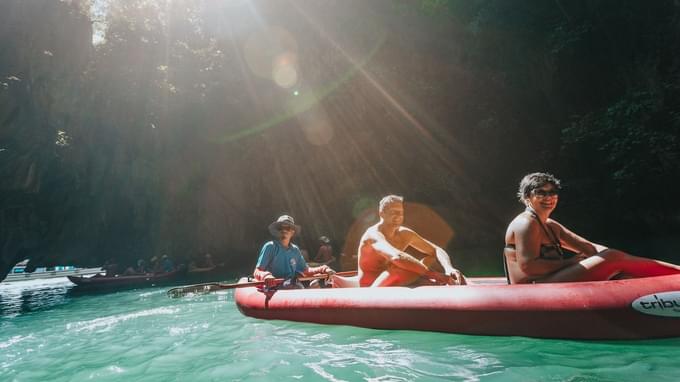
[526,207,574,259]
[505,208,572,259]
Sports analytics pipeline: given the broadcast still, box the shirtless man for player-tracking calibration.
[358,195,466,287]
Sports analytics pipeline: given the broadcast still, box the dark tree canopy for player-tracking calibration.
[1,0,679,279]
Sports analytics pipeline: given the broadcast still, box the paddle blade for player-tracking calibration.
[166,280,266,298]
[167,283,224,298]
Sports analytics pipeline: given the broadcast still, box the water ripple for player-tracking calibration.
[66,307,178,332]
[3,285,680,381]
[0,334,34,349]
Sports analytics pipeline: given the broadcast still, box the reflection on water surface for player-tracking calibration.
[0,278,74,317]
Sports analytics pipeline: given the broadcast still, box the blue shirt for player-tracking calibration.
[255,240,308,279]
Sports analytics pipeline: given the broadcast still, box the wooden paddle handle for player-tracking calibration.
[167,270,358,297]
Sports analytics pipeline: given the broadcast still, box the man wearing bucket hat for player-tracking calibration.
[253,215,335,289]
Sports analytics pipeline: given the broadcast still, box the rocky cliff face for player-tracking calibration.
[3,1,679,281]
[1,1,93,278]
[0,1,504,281]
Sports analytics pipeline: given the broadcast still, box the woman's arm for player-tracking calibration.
[552,221,605,255]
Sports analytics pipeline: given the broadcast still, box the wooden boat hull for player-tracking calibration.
[68,270,183,289]
[234,274,680,340]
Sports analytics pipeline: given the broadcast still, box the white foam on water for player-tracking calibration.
[107,365,125,373]
[66,307,178,333]
[168,322,209,336]
[306,362,348,382]
[137,290,162,298]
[85,364,126,380]
[0,334,34,349]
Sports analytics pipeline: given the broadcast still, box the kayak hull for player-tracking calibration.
[68,270,184,289]
[234,274,680,340]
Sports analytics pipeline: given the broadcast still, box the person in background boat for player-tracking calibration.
[300,248,310,262]
[189,252,216,272]
[101,259,119,277]
[160,255,175,273]
[123,259,148,275]
[313,236,336,265]
[150,256,161,273]
[137,259,149,274]
[504,172,680,284]
[358,195,466,287]
[253,215,335,289]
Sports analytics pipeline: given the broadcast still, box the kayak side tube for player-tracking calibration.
[234,274,680,340]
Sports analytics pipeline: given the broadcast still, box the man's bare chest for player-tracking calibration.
[384,234,409,251]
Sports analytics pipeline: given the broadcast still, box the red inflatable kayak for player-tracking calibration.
[234,274,680,340]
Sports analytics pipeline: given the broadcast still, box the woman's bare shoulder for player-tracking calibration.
[510,212,535,230]
[546,218,566,231]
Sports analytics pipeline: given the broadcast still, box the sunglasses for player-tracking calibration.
[279,225,295,232]
[532,189,559,198]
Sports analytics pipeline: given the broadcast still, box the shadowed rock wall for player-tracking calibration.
[2,0,679,280]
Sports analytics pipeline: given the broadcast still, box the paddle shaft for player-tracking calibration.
[218,271,358,289]
[167,270,357,297]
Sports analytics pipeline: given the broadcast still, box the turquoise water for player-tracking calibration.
[2,278,680,381]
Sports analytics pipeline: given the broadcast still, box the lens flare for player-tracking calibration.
[272,53,298,88]
[298,109,334,146]
[243,26,298,81]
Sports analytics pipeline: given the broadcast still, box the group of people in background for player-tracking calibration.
[299,236,355,272]
[254,172,680,289]
[101,254,177,277]
[100,246,228,279]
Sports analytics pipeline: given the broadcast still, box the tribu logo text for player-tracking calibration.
[632,291,680,317]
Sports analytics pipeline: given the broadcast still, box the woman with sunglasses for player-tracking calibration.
[503,172,680,284]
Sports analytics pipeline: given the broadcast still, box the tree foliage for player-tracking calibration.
[1,0,679,277]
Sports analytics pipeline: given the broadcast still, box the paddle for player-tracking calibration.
[167,270,357,298]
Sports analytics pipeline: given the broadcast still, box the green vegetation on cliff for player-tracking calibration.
[1,0,679,278]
